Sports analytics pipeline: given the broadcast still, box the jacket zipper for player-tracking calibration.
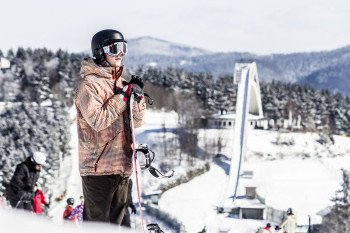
[94,142,109,172]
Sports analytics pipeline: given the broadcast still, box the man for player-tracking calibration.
[279,208,297,233]
[6,151,46,211]
[75,29,146,225]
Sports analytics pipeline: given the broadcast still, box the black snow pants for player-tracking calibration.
[8,198,32,211]
[82,174,129,224]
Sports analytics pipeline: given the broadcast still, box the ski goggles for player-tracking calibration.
[103,41,128,56]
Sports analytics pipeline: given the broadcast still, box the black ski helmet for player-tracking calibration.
[287,208,293,215]
[91,29,126,63]
[66,197,74,205]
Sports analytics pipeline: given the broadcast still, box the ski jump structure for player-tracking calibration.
[220,62,264,210]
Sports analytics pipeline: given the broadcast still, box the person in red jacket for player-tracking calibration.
[262,223,272,233]
[63,198,76,222]
[32,184,49,215]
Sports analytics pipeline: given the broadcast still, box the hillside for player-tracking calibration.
[123,37,350,94]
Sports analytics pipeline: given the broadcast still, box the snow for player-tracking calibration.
[0,208,136,233]
[247,159,338,225]
[49,106,82,225]
[157,113,350,232]
[146,62,158,67]
[3,108,350,233]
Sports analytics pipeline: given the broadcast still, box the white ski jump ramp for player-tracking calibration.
[221,62,263,208]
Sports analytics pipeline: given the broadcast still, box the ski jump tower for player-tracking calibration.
[220,62,264,212]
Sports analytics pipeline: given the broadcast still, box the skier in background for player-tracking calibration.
[121,179,137,227]
[262,223,272,233]
[75,29,145,225]
[6,152,47,211]
[257,223,272,233]
[69,195,84,223]
[0,191,7,208]
[278,208,297,233]
[63,197,76,222]
[32,183,49,215]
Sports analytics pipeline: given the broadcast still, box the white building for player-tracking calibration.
[0,57,10,70]
[206,110,269,130]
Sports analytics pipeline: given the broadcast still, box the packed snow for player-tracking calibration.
[2,109,350,233]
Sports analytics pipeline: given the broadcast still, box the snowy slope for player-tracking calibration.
[3,109,350,233]
[49,107,82,225]
[0,208,136,233]
[158,118,350,232]
[134,110,350,232]
[158,163,273,233]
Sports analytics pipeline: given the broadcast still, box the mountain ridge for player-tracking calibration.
[80,36,350,95]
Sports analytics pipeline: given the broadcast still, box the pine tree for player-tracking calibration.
[321,169,350,233]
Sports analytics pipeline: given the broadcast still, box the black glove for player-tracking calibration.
[275,226,281,231]
[45,203,50,209]
[129,75,144,89]
[122,84,143,103]
[131,84,144,103]
[130,204,137,214]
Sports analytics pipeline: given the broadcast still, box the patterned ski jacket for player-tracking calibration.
[69,204,84,223]
[75,58,146,177]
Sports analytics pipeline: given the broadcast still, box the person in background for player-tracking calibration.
[262,223,272,233]
[6,152,46,211]
[32,183,49,215]
[69,195,84,223]
[0,191,7,208]
[63,197,76,222]
[279,208,297,233]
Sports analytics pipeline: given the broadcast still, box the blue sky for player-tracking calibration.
[0,0,349,54]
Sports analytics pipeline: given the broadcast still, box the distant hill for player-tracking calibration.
[127,36,211,57]
[99,36,350,95]
[299,63,350,95]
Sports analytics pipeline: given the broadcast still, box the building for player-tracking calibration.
[0,57,11,70]
[206,109,269,130]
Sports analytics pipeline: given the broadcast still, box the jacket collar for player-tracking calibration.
[80,58,123,80]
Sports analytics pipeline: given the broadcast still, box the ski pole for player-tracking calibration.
[15,193,25,208]
[129,94,147,233]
